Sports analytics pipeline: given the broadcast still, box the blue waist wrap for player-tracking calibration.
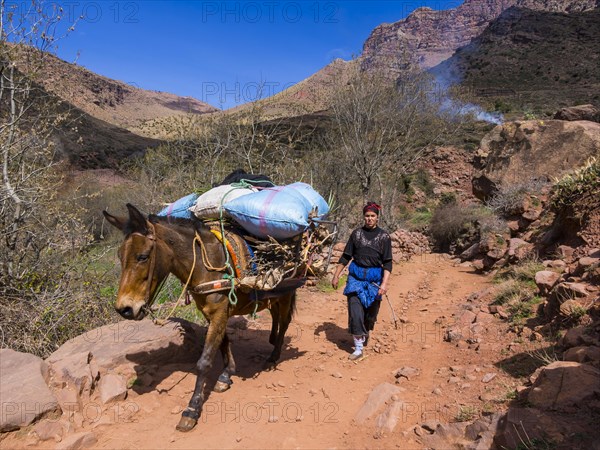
[343,262,383,308]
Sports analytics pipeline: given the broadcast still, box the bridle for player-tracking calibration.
[131,221,159,316]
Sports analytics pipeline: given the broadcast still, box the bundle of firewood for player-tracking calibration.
[238,221,337,290]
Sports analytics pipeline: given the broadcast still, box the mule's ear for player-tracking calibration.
[126,203,149,235]
[103,210,127,232]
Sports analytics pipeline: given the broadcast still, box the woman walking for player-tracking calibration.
[332,202,393,360]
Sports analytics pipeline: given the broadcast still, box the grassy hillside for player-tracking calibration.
[431,7,600,116]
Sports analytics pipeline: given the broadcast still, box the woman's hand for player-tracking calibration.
[378,284,388,297]
[331,274,339,290]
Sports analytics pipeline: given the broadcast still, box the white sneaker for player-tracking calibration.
[348,350,364,361]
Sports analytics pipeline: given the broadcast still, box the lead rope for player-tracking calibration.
[153,232,201,326]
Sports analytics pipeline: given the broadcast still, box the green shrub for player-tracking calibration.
[455,405,478,422]
[492,280,525,305]
[508,296,543,325]
[407,207,433,231]
[429,202,491,251]
[0,247,119,358]
[551,157,600,209]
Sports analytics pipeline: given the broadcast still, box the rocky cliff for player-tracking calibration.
[361,0,600,74]
[430,6,600,113]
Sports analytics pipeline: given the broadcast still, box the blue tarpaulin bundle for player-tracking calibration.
[157,193,199,219]
[224,182,329,240]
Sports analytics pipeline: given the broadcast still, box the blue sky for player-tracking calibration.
[45,1,463,109]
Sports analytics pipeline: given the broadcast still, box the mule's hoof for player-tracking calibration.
[213,380,231,393]
[263,360,277,371]
[176,416,197,432]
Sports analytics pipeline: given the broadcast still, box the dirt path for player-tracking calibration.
[6,254,500,449]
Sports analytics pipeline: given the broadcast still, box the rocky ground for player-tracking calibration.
[4,252,597,449]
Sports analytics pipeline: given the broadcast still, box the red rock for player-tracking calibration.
[473,120,600,201]
[98,373,127,404]
[458,310,477,325]
[563,346,600,364]
[561,327,588,348]
[0,349,59,432]
[355,383,402,424]
[475,312,494,323]
[535,270,560,295]
[554,104,600,122]
[555,282,588,298]
[32,419,64,442]
[543,260,567,271]
[55,431,97,450]
[472,259,485,271]
[375,400,403,433]
[575,256,600,276]
[559,299,584,317]
[528,361,600,411]
[557,245,575,262]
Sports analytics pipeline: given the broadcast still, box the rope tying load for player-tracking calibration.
[158,177,338,312]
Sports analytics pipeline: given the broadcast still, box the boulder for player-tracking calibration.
[561,326,591,348]
[472,120,600,200]
[508,238,533,261]
[46,351,97,408]
[535,270,560,295]
[494,407,568,449]
[46,319,204,412]
[522,208,541,222]
[575,256,600,276]
[479,233,508,260]
[559,299,584,317]
[47,319,204,376]
[0,349,59,432]
[460,243,481,261]
[458,310,477,325]
[32,419,69,442]
[553,104,600,122]
[557,245,575,262]
[563,346,600,364]
[528,361,600,411]
[543,259,567,271]
[555,282,588,298]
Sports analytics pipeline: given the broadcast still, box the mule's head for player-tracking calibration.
[103,204,169,320]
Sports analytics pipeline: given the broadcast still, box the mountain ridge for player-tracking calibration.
[230,0,598,120]
[19,49,217,130]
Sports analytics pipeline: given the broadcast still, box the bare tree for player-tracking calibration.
[329,63,452,200]
[0,1,80,285]
[323,60,460,230]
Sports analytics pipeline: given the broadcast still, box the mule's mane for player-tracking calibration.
[147,214,215,237]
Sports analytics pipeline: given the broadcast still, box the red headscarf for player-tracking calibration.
[363,202,381,215]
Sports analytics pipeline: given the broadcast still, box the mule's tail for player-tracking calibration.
[290,290,297,319]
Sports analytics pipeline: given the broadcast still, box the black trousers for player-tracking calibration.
[347,294,381,336]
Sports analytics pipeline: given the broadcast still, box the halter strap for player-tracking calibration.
[142,222,158,307]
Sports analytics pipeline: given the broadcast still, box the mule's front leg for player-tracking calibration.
[176,319,226,432]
